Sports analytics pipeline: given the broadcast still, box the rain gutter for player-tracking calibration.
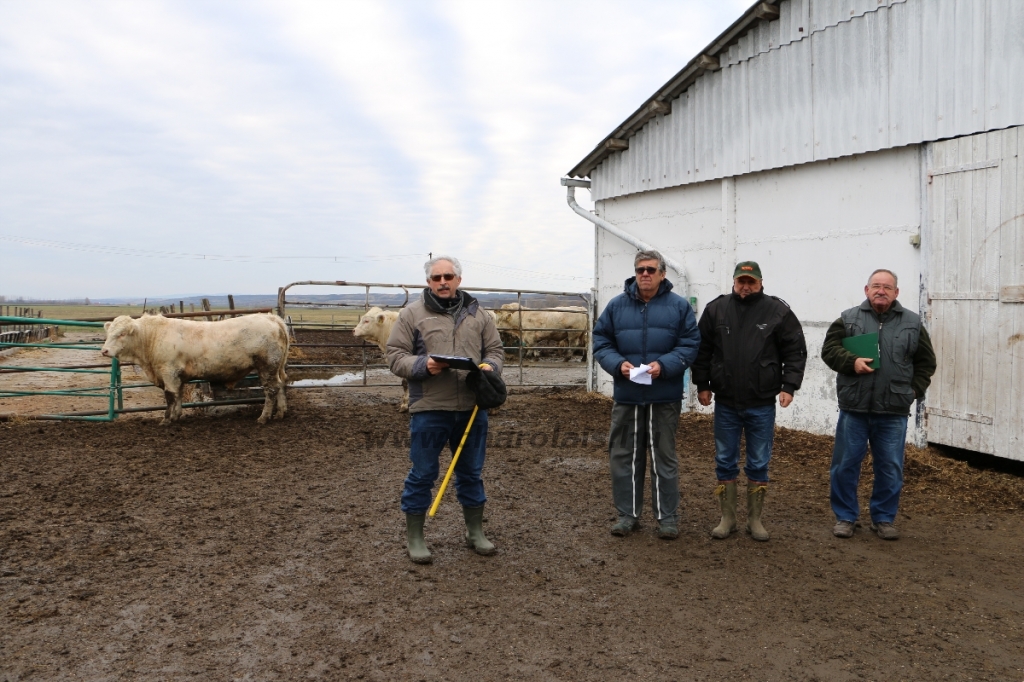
[561,178,688,297]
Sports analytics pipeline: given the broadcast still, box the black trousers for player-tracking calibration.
[608,401,681,523]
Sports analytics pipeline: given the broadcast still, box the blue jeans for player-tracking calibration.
[401,409,488,515]
[829,410,908,524]
[713,403,776,483]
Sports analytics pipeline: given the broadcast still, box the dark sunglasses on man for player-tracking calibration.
[635,266,659,275]
[430,273,457,282]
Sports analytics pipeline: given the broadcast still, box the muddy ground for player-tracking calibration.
[2,388,1023,681]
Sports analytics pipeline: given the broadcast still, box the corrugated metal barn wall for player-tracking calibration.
[590,0,1024,202]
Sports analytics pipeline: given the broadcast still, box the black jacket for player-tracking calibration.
[691,290,807,409]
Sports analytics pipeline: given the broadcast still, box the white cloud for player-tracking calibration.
[0,0,750,298]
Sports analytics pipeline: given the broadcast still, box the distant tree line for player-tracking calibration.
[0,295,91,304]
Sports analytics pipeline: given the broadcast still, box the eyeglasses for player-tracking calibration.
[635,266,659,275]
[430,273,457,282]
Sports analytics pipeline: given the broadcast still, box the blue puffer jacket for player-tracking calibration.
[593,277,701,405]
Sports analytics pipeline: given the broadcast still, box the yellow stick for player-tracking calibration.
[428,404,479,517]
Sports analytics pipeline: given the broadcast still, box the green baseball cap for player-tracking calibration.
[733,261,762,280]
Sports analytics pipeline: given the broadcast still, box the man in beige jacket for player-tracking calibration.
[386,256,504,564]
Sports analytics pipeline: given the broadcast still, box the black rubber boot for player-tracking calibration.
[463,506,496,556]
[406,514,432,564]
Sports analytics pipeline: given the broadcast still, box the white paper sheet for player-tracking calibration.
[629,364,652,385]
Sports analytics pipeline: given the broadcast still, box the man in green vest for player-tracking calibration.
[821,269,936,540]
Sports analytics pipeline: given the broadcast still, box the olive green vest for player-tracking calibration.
[836,300,920,416]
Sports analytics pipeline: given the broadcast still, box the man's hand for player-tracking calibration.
[647,361,662,379]
[779,391,794,408]
[480,363,493,372]
[620,361,634,378]
[426,357,448,375]
[853,358,875,374]
[698,390,712,406]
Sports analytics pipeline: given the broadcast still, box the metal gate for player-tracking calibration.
[924,126,1024,460]
[277,280,595,391]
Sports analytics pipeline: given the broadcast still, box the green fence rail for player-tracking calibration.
[0,315,122,421]
[0,315,266,422]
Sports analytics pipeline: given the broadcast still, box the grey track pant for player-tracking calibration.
[608,401,682,523]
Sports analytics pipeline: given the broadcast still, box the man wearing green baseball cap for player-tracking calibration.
[691,261,807,541]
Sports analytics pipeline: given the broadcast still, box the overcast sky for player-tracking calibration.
[0,0,749,299]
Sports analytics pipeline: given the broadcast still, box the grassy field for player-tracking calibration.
[4,305,152,321]
[284,308,364,326]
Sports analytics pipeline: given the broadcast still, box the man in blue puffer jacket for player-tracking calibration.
[593,250,701,539]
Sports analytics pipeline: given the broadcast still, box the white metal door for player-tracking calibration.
[925,126,1023,460]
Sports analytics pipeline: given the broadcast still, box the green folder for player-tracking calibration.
[842,332,880,369]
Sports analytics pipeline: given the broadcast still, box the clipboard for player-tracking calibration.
[429,355,479,372]
[842,332,880,369]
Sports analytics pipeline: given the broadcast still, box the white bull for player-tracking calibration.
[494,304,588,360]
[352,307,407,411]
[101,313,289,425]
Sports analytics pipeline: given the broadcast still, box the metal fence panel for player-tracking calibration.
[277,281,594,392]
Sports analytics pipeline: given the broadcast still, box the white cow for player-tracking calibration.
[352,307,400,351]
[101,313,289,425]
[495,304,588,360]
[352,307,407,411]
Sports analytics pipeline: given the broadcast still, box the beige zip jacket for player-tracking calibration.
[386,290,504,413]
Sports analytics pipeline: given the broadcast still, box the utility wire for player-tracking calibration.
[0,234,593,284]
[0,234,422,264]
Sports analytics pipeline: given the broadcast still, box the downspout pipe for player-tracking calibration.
[561,178,688,297]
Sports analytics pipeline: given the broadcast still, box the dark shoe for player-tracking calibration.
[745,484,770,542]
[463,506,496,555]
[406,514,432,564]
[657,522,678,540]
[871,521,900,541]
[610,517,638,536]
[711,482,738,539]
[832,520,855,538]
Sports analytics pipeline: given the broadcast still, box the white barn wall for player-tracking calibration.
[594,146,923,440]
[733,146,922,322]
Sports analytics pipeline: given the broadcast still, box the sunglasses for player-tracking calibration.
[635,266,659,275]
[430,273,457,282]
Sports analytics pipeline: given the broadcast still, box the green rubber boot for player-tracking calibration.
[405,514,432,564]
[711,482,738,539]
[746,484,770,542]
[463,506,496,556]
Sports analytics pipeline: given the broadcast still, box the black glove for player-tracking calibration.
[466,366,507,409]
